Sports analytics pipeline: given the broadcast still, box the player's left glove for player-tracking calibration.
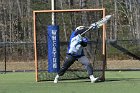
[91,22,98,29]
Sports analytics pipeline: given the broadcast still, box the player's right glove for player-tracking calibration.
[80,37,88,47]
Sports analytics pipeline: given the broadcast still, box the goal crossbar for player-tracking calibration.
[33,8,105,13]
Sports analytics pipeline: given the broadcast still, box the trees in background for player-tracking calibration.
[0,0,139,60]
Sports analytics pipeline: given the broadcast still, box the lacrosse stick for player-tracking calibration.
[81,15,112,36]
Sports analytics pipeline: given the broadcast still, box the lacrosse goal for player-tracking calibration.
[33,9,106,82]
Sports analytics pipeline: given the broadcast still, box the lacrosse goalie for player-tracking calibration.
[54,15,112,83]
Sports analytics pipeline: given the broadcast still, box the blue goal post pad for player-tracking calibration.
[47,25,60,73]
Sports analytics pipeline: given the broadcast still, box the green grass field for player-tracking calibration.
[0,71,140,93]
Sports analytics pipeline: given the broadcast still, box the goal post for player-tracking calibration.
[33,8,106,82]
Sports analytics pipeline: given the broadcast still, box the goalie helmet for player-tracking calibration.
[75,26,86,31]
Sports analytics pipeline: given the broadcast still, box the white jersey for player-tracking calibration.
[68,34,83,55]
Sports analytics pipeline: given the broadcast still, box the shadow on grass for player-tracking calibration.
[105,78,140,82]
[54,78,140,84]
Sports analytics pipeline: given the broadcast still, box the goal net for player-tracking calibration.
[33,9,106,82]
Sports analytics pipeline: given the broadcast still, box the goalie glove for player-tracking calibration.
[90,22,98,29]
[80,37,88,47]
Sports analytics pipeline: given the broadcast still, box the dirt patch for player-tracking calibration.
[107,60,140,69]
[0,60,140,71]
[0,62,35,71]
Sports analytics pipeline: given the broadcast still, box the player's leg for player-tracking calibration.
[54,54,76,83]
[78,56,99,83]
[58,54,77,76]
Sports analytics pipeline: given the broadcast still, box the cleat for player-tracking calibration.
[54,78,58,83]
[54,74,59,83]
[91,77,99,83]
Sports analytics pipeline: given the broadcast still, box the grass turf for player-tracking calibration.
[0,71,140,93]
